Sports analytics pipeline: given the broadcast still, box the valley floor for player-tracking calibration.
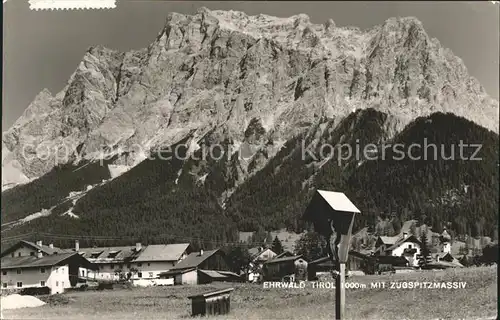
[2,266,497,320]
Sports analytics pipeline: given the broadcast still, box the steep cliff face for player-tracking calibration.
[2,8,498,190]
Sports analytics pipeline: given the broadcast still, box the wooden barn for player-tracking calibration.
[308,251,374,279]
[159,249,239,285]
[262,255,307,281]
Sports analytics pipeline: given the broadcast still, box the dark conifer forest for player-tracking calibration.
[2,110,498,248]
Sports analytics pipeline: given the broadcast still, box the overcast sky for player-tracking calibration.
[2,1,499,129]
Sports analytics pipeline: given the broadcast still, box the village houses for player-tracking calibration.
[0,240,96,294]
[1,240,194,292]
[247,247,276,282]
[373,233,422,267]
[159,249,240,285]
[75,241,192,284]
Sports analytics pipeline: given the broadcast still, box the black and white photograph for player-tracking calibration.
[1,1,498,319]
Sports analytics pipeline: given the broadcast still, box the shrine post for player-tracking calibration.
[302,190,360,320]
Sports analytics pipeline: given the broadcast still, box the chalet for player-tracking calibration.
[1,250,96,295]
[159,249,237,285]
[74,241,192,283]
[262,255,307,281]
[374,234,421,267]
[373,236,400,255]
[1,240,71,258]
[308,251,374,279]
[76,243,143,281]
[132,243,191,280]
[247,247,276,282]
[248,247,276,263]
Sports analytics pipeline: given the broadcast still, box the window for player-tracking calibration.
[90,251,103,259]
[137,272,142,278]
[2,283,7,288]
[137,263,142,267]
[16,282,22,288]
[408,244,412,249]
[40,268,45,273]
[30,252,35,256]
[107,251,120,258]
[149,272,154,278]
[2,271,6,276]
[56,281,59,287]
[11,253,14,258]
[18,252,21,257]
[110,264,115,270]
[16,269,22,275]
[40,281,45,286]
[147,263,150,267]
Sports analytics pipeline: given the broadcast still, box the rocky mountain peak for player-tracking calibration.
[2,9,498,191]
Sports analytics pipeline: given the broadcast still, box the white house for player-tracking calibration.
[76,242,143,281]
[247,247,276,282]
[1,249,97,295]
[74,241,191,285]
[374,234,422,267]
[384,234,422,267]
[129,243,191,285]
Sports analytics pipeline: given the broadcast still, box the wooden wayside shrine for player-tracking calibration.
[302,190,360,320]
[188,288,234,317]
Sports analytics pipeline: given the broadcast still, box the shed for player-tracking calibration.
[262,255,306,281]
[188,288,234,317]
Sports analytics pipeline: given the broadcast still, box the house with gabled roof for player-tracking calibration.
[76,243,143,281]
[1,246,96,295]
[374,233,422,267]
[0,240,71,259]
[246,247,276,282]
[262,255,307,281]
[132,243,192,280]
[159,249,234,285]
[74,241,192,283]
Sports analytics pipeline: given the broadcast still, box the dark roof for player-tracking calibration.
[1,252,96,270]
[198,269,230,279]
[309,251,370,267]
[274,251,294,259]
[264,255,303,265]
[76,246,142,263]
[377,236,400,246]
[309,256,331,265]
[168,249,220,270]
[385,235,422,252]
[374,255,409,266]
[134,243,190,263]
[248,247,275,261]
[1,240,70,258]
[188,288,234,299]
[159,267,197,277]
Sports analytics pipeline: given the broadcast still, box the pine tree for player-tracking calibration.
[271,236,284,254]
[418,231,431,267]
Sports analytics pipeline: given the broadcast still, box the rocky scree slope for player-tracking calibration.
[2,8,498,190]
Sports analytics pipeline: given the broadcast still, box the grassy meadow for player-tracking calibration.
[2,266,497,320]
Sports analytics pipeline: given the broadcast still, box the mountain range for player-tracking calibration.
[2,8,498,248]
